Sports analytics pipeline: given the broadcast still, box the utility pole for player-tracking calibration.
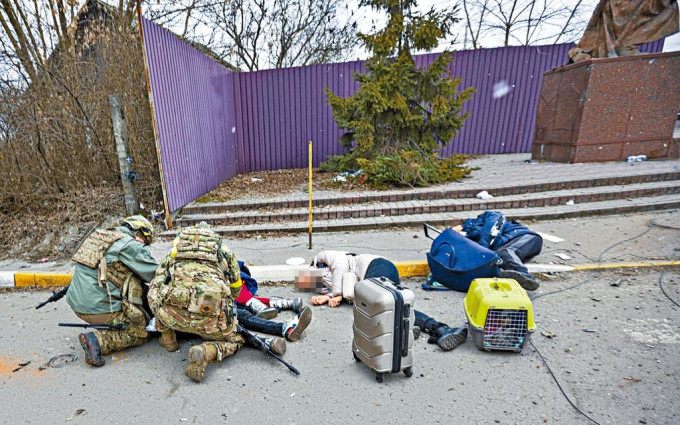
[109,94,139,216]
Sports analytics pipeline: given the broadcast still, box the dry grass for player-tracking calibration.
[197,168,374,202]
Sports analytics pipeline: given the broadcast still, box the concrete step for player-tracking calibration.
[175,180,680,227]
[181,170,680,214]
[161,193,680,237]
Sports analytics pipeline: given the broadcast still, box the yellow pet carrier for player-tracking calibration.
[464,278,536,352]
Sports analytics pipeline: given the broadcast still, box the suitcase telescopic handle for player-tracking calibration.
[423,223,442,240]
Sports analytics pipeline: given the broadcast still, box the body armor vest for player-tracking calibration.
[72,228,144,306]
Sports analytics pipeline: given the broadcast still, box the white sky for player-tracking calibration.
[335,0,679,58]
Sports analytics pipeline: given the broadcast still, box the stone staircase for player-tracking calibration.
[167,166,680,237]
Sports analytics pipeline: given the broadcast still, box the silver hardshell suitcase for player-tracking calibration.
[352,277,415,382]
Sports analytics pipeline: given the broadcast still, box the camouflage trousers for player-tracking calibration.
[203,333,244,362]
[155,305,244,363]
[75,301,149,355]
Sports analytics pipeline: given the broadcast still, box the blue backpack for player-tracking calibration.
[425,225,501,292]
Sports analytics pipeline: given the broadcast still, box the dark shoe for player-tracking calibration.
[79,332,105,367]
[500,270,540,291]
[435,327,468,351]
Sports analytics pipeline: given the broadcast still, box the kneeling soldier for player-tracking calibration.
[66,216,158,366]
[148,225,284,382]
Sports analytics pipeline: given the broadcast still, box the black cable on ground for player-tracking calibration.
[658,270,680,308]
[532,226,654,300]
[530,340,601,425]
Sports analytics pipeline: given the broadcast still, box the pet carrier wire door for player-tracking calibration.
[464,278,536,352]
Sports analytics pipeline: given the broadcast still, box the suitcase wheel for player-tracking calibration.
[353,352,361,362]
[403,367,413,378]
[375,372,384,383]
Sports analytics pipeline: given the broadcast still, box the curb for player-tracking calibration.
[2,260,679,288]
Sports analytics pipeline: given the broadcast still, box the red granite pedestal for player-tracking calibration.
[531,52,680,163]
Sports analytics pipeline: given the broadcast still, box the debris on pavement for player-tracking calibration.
[611,279,622,287]
[475,190,493,200]
[39,354,77,370]
[619,377,642,388]
[583,329,597,333]
[540,331,556,339]
[12,361,30,372]
[554,253,572,260]
[565,200,575,205]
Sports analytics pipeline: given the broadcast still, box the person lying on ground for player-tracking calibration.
[304,250,467,351]
[455,210,543,291]
[233,262,312,342]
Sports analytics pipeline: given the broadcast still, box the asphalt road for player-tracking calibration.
[1,211,679,424]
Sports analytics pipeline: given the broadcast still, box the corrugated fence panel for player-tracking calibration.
[234,41,665,170]
[233,60,365,173]
[424,44,572,156]
[140,18,237,211]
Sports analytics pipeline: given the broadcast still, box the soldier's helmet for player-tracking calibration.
[122,215,154,245]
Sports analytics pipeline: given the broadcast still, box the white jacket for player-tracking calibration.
[313,251,382,301]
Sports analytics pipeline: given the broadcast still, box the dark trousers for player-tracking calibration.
[496,234,542,275]
[415,310,450,333]
[236,307,282,337]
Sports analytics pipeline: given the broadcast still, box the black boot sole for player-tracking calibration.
[437,328,468,351]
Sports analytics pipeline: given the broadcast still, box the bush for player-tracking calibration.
[356,152,471,189]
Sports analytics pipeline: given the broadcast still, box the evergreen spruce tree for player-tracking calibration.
[324,0,474,188]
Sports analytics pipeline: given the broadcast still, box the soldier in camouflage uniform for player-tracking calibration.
[66,216,158,367]
[148,225,286,382]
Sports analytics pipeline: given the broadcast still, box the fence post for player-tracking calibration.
[109,94,139,216]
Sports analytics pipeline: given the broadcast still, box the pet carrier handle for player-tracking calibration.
[423,223,442,240]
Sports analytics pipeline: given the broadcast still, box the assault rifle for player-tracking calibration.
[237,324,300,376]
[58,322,127,331]
[35,286,69,309]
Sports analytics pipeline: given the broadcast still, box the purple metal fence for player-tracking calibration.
[140,17,238,212]
[233,40,665,173]
[139,15,665,209]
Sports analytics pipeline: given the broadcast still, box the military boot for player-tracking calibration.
[185,343,218,383]
[269,297,304,313]
[79,332,105,367]
[283,306,313,342]
[245,298,278,320]
[432,326,468,351]
[264,337,287,356]
[499,270,540,291]
[159,330,179,352]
